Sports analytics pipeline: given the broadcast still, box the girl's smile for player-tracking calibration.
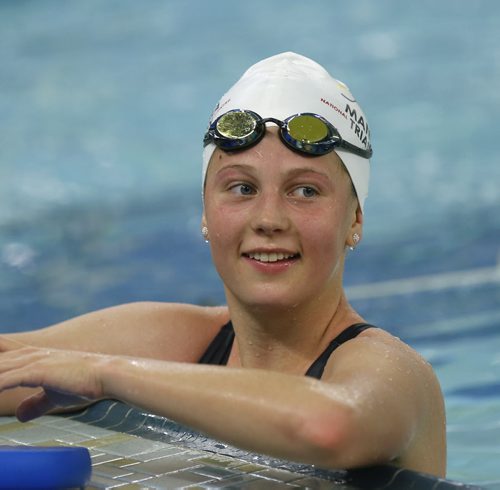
[242,249,300,274]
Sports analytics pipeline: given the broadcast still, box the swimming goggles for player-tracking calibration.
[203,109,372,159]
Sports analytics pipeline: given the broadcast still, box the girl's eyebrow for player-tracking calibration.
[213,164,258,180]
[216,163,255,174]
[284,166,332,181]
[215,164,332,181]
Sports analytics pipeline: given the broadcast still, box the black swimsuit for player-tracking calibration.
[199,321,374,379]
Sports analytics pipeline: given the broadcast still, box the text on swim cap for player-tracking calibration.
[345,104,370,148]
[320,98,348,120]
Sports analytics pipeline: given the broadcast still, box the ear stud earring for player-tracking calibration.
[349,233,360,251]
[201,226,209,243]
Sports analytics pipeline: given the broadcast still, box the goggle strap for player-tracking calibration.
[339,139,373,159]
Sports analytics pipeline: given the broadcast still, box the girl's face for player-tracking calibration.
[202,129,362,311]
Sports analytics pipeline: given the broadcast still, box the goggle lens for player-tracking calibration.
[216,111,257,139]
[287,115,328,144]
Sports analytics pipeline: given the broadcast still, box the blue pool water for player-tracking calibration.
[1,1,499,487]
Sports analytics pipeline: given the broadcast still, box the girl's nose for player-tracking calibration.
[250,191,291,236]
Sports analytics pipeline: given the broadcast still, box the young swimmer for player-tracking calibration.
[0,52,446,477]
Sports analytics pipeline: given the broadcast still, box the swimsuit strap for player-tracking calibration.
[198,321,235,366]
[305,323,375,379]
[198,321,376,380]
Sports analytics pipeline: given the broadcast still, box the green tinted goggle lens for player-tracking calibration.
[287,114,328,144]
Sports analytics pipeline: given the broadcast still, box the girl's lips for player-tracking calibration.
[242,251,300,273]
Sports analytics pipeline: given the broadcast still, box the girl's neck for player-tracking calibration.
[225,288,363,373]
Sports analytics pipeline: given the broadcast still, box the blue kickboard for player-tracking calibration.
[0,445,91,489]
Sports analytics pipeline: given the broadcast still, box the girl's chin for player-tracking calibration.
[225,287,306,312]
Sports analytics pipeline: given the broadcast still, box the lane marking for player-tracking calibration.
[346,257,500,299]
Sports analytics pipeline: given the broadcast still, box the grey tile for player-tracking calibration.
[254,468,303,483]
[99,437,167,457]
[190,455,247,470]
[93,464,136,479]
[107,457,142,468]
[66,423,119,439]
[235,478,293,489]
[34,415,69,426]
[0,421,36,435]
[62,420,103,432]
[199,474,261,488]
[88,473,132,488]
[230,462,268,474]
[132,456,203,476]
[290,477,341,489]
[91,453,125,465]
[191,465,241,480]
[144,470,215,488]
[183,450,212,460]
[114,472,156,484]
[3,425,67,444]
[136,446,189,462]
[54,432,96,444]
[39,417,89,430]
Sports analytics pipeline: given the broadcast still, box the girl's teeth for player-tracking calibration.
[248,252,294,263]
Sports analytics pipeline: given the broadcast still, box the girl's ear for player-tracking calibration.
[347,204,363,249]
[200,213,210,242]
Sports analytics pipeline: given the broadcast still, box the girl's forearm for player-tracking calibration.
[101,357,350,465]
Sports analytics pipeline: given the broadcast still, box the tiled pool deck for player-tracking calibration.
[0,401,483,489]
[0,415,334,489]
[0,415,349,489]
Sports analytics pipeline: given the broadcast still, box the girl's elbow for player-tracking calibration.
[296,406,413,470]
[294,405,357,467]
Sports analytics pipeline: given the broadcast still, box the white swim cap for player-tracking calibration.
[202,52,372,211]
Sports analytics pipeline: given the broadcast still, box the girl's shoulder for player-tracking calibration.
[6,302,230,363]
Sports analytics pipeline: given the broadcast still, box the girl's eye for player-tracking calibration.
[230,183,255,196]
[291,186,318,198]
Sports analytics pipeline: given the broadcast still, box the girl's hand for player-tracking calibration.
[0,336,107,422]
